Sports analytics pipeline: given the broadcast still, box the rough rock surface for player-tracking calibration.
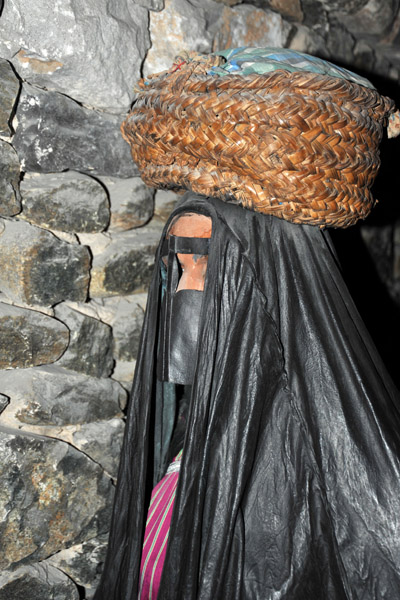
[0,0,150,112]
[0,303,69,369]
[0,58,20,137]
[0,218,90,306]
[72,418,125,477]
[212,4,292,50]
[92,293,147,383]
[0,365,125,427]
[0,292,56,317]
[154,189,179,222]
[20,172,110,233]
[0,563,79,600]
[332,0,395,38]
[251,0,303,21]
[87,225,163,297]
[143,0,213,76]
[317,0,369,11]
[213,0,243,5]
[0,141,21,217]
[300,0,329,35]
[100,176,155,232]
[134,0,165,9]
[0,395,9,415]
[54,303,113,378]
[13,84,139,177]
[288,23,319,54]
[45,534,109,599]
[110,296,147,363]
[0,426,114,569]
[325,19,356,65]
[96,295,147,363]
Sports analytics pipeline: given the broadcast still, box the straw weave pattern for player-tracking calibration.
[122,55,394,228]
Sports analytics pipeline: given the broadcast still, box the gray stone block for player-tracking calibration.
[250,0,303,21]
[0,141,21,217]
[372,48,393,80]
[102,295,147,362]
[300,0,328,34]
[211,0,243,4]
[154,189,178,222]
[99,176,154,232]
[211,4,292,51]
[72,418,125,477]
[325,20,356,66]
[13,84,139,177]
[0,394,9,415]
[353,39,375,71]
[0,303,69,369]
[0,59,20,137]
[0,426,114,570]
[0,218,90,306]
[0,563,79,600]
[89,225,163,297]
[0,0,150,112]
[54,303,113,378]
[331,0,394,38]
[144,0,213,77]
[20,172,110,233]
[90,293,147,383]
[45,534,109,598]
[317,0,368,11]
[0,365,125,427]
[134,0,164,9]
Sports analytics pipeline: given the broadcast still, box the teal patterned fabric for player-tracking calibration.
[211,47,375,90]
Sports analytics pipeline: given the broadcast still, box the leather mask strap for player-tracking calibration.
[161,236,210,257]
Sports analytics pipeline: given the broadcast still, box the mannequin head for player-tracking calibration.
[166,212,212,292]
[157,211,212,385]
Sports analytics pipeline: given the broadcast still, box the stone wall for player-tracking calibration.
[0,0,399,598]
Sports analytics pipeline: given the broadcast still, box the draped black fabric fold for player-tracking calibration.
[94,193,400,600]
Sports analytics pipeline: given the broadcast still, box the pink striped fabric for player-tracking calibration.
[139,451,182,600]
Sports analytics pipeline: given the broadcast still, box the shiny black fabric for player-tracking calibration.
[158,289,204,385]
[157,234,209,385]
[94,194,400,600]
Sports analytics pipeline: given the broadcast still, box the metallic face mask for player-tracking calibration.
[157,234,210,385]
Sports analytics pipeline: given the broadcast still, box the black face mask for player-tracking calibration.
[157,234,210,385]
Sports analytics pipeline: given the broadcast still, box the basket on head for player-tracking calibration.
[121,48,395,228]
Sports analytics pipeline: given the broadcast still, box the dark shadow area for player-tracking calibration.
[331,224,400,389]
[330,126,400,388]
[326,63,400,388]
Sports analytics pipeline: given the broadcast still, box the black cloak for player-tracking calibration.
[94,193,400,600]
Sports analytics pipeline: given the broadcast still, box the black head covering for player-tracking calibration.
[94,193,400,599]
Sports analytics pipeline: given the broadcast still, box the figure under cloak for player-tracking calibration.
[94,192,400,599]
[94,49,400,599]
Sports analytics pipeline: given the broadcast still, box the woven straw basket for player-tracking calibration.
[121,52,395,228]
